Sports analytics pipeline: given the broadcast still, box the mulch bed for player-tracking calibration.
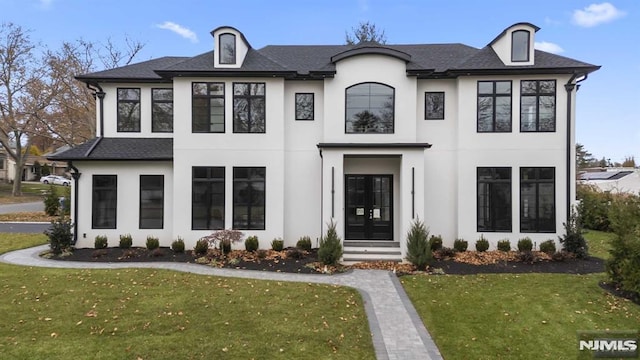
[432,256,605,275]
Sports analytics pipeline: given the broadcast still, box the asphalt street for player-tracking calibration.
[0,201,49,233]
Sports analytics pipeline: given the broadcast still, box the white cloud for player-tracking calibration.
[534,41,564,54]
[156,21,198,43]
[572,2,625,27]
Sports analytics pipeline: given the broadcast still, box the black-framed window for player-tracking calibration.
[233,83,265,133]
[520,167,556,232]
[295,93,314,120]
[117,88,140,132]
[139,175,164,229]
[520,80,556,132]
[233,167,265,230]
[477,81,512,132]
[346,82,394,133]
[219,33,236,65]
[477,167,511,232]
[92,175,117,229]
[192,167,225,230]
[512,30,530,62]
[152,88,173,133]
[193,82,225,133]
[425,92,445,120]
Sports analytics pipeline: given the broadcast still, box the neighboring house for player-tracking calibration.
[49,23,599,261]
[579,169,640,194]
[5,155,67,182]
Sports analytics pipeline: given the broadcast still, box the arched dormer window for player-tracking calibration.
[219,33,236,64]
[345,82,394,133]
[511,30,530,62]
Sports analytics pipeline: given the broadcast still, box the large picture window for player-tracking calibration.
[233,83,265,133]
[520,80,556,132]
[233,167,265,230]
[520,167,555,232]
[92,175,117,229]
[192,167,225,230]
[140,175,164,229]
[346,82,394,133]
[152,89,173,132]
[193,82,225,133]
[477,167,511,232]
[477,81,511,132]
[117,88,140,132]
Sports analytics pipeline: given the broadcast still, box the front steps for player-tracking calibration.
[342,240,402,264]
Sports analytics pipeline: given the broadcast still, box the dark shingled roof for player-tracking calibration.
[75,38,599,81]
[48,138,173,161]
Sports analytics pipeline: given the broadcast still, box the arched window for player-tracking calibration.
[345,83,394,133]
[219,33,236,64]
[511,30,530,62]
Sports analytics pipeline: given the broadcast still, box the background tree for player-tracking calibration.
[576,143,596,169]
[345,21,387,45]
[0,22,57,195]
[621,156,636,168]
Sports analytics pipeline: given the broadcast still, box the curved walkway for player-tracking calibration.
[1,245,442,360]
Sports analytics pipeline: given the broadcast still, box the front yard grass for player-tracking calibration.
[0,182,52,204]
[0,234,374,359]
[402,231,639,359]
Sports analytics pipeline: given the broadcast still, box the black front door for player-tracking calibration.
[345,175,393,240]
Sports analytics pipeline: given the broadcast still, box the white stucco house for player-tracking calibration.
[49,23,599,261]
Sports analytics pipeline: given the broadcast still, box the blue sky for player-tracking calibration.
[2,0,638,164]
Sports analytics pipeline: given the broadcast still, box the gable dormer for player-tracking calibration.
[489,23,539,66]
[211,26,251,68]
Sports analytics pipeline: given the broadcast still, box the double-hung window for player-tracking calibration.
[139,175,164,229]
[477,81,511,132]
[520,167,555,232]
[117,88,140,132]
[92,175,117,229]
[233,167,265,230]
[193,82,225,133]
[477,167,512,232]
[152,89,173,132]
[233,83,265,133]
[520,80,556,132]
[192,167,225,230]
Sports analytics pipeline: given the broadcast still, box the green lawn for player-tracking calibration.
[582,229,613,259]
[0,234,374,359]
[403,231,639,360]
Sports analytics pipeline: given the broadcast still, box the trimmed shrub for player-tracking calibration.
[245,236,259,252]
[94,235,108,249]
[146,236,160,250]
[119,234,133,249]
[256,249,268,259]
[576,184,612,231]
[559,208,589,259]
[43,185,59,216]
[539,240,556,255]
[453,238,468,252]
[517,237,533,252]
[475,235,489,252]
[428,235,443,251]
[286,248,305,259]
[171,238,185,253]
[271,238,284,251]
[438,247,456,258]
[497,239,511,252]
[405,218,431,270]
[318,221,343,265]
[519,251,536,264]
[194,239,209,255]
[44,217,73,254]
[296,236,312,251]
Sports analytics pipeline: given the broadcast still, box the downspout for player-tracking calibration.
[564,73,588,222]
[68,161,81,245]
[86,82,105,137]
[318,148,323,247]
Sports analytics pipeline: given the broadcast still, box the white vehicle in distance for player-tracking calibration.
[39,175,71,186]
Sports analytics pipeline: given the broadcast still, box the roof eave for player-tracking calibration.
[447,66,601,76]
[74,76,171,84]
[154,70,298,78]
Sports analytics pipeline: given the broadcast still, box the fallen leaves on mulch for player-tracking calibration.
[348,261,415,273]
[0,211,56,222]
[449,250,552,265]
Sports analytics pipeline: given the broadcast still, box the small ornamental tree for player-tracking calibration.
[559,207,588,259]
[318,221,343,265]
[201,229,244,255]
[405,218,431,270]
[44,217,73,254]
